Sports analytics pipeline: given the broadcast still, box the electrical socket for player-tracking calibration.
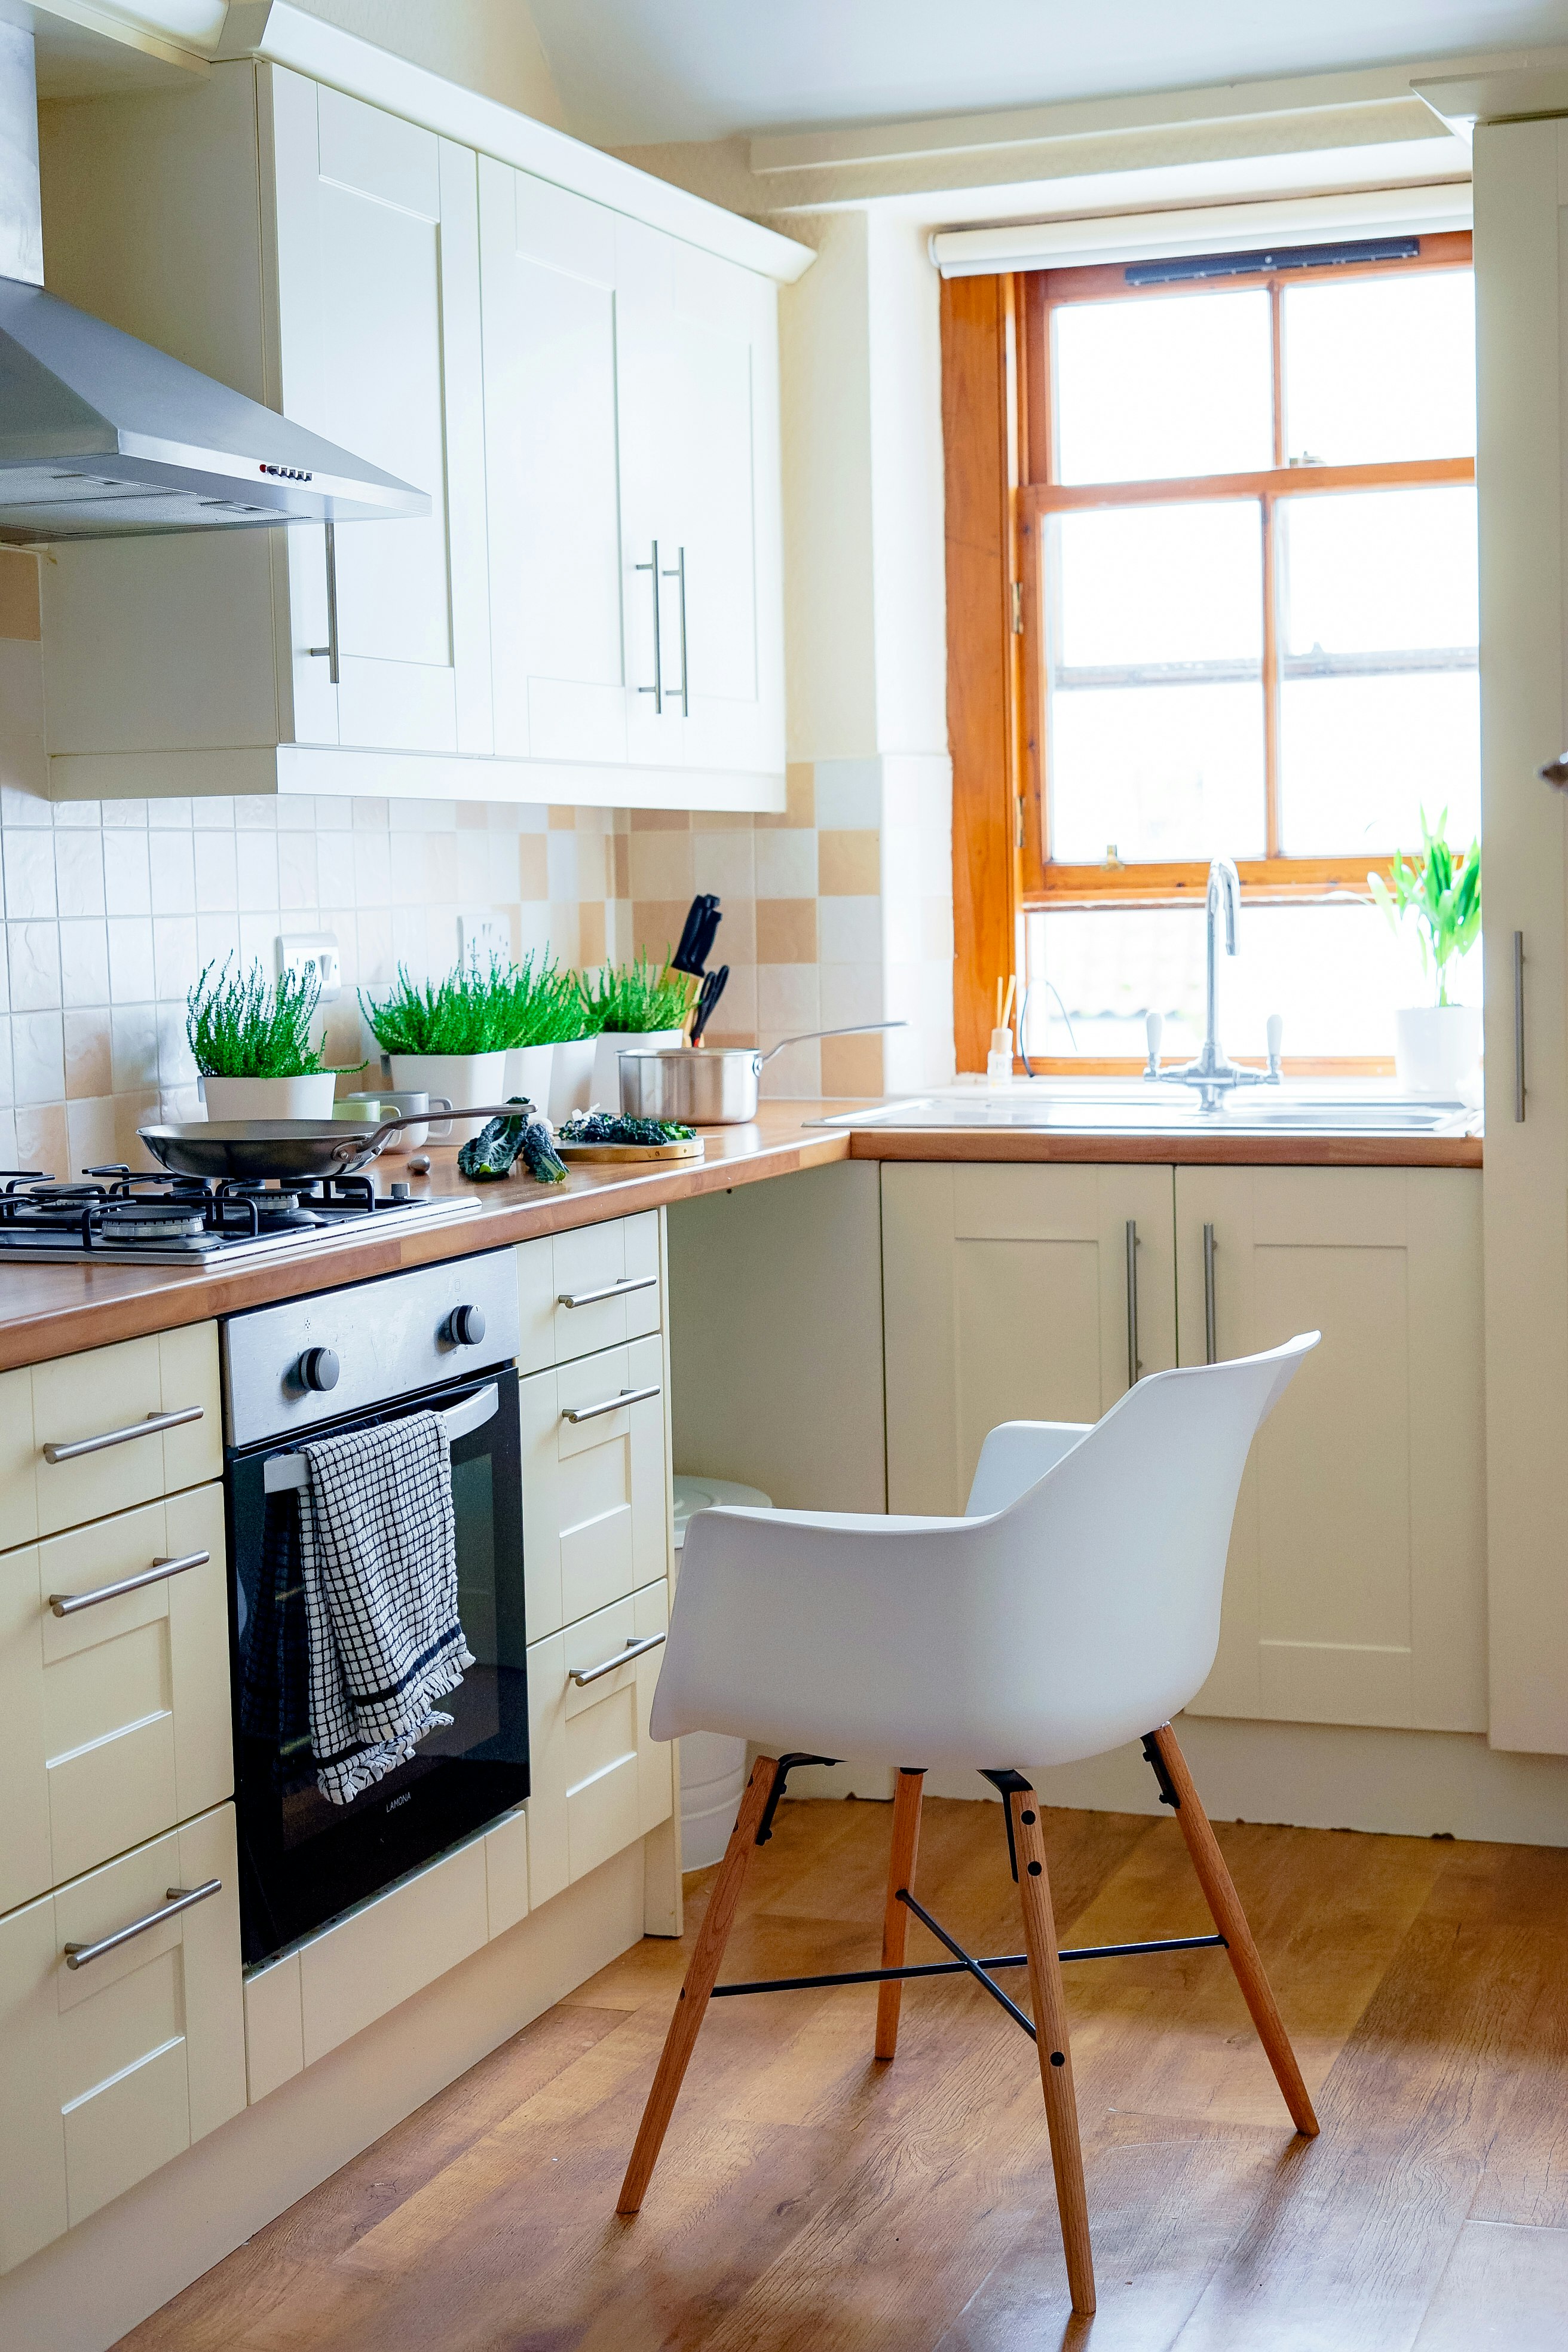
[275,932,342,1000]
[459,910,510,968]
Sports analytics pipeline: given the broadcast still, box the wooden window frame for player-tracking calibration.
[944,233,1475,1075]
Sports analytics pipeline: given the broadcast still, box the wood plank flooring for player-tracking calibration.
[117,1797,1568,2352]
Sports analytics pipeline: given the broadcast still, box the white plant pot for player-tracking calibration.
[547,1037,595,1122]
[504,1043,555,1111]
[387,1052,509,1146]
[1394,1004,1483,1094]
[591,1027,686,1113]
[201,1073,337,1122]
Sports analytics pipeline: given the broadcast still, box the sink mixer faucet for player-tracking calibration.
[1143,858,1284,1113]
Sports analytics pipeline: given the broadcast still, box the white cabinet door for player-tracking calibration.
[525,1578,672,1909]
[1175,1168,1487,1732]
[518,1334,669,1640]
[882,1162,1177,1515]
[268,69,491,757]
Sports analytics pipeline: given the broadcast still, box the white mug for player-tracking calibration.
[338,1089,452,1150]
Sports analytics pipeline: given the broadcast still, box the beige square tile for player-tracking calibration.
[630,901,691,961]
[629,808,692,831]
[518,835,550,899]
[628,829,694,902]
[611,834,630,899]
[821,1031,884,1098]
[756,898,817,963]
[0,552,41,642]
[547,902,581,964]
[578,901,606,969]
[457,803,488,828]
[66,1095,117,1171]
[819,829,881,895]
[548,806,577,831]
[757,761,814,830]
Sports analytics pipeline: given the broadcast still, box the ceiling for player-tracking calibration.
[528,0,1568,146]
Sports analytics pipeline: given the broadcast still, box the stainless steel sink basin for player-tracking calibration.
[815,1087,1480,1138]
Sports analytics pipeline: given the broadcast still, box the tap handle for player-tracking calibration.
[1266,1012,1283,1077]
[1144,1009,1164,1080]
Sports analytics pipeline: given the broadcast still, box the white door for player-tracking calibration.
[1175,1167,1486,1732]
[882,1162,1177,1515]
[480,164,627,767]
[268,70,491,757]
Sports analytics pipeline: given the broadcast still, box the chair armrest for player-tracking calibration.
[964,1420,1092,1516]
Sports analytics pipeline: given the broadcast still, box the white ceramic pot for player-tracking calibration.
[590,1026,685,1111]
[547,1037,595,1122]
[201,1072,336,1121]
[1394,1004,1483,1094]
[387,1052,509,1146]
[504,1043,555,1111]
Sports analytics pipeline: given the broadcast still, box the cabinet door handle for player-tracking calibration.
[1514,929,1526,1123]
[43,1404,204,1464]
[661,544,689,716]
[1203,1223,1218,1365]
[562,1382,662,1425]
[635,540,663,712]
[308,519,341,684]
[63,1878,222,1970]
[557,1274,657,1309]
[50,1549,209,1618]
[569,1631,666,1688]
[1125,1218,1140,1387]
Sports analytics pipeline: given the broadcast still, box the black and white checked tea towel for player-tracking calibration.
[298,1410,473,1806]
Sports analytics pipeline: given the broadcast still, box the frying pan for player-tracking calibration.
[137,1107,518,1183]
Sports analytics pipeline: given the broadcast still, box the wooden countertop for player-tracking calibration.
[0,1102,1481,1369]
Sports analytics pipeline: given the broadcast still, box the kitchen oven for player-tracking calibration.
[224,1250,527,1965]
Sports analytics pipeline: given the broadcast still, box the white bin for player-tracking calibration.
[673,1472,771,1869]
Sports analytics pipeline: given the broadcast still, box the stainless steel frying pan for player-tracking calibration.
[137,1107,518,1183]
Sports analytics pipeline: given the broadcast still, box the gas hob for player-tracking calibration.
[0,1167,480,1265]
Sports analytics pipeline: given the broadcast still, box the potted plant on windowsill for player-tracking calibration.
[580,953,699,1111]
[1368,811,1482,1092]
[187,958,357,1120]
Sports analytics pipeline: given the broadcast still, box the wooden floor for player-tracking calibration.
[120,1797,1568,2351]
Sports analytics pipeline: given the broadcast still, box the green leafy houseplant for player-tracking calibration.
[578,953,696,1036]
[360,960,526,1057]
[1367,811,1481,1006]
[186,958,354,1079]
[492,952,589,1047]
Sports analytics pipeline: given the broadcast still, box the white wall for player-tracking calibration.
[289,0,565,128]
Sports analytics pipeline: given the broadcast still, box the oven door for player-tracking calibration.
[228,1365,526,1964]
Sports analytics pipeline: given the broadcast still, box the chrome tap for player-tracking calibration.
[1145,858,1283,1113]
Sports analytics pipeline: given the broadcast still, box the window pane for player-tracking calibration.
[1051,683,1266,862]
[1280,672,1480,856]
[1282,486,1477,656]
[1055,290,1272,484]
[1054,503,1263,667]
[1283,270,1475,466]
[1022,900,1463,1063]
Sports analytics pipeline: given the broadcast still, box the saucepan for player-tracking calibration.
[137,1107,517,1184]
[617,1022,905,1126]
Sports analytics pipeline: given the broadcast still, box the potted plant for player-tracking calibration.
[360,960,520,1145]
[580,953,698,1110]
[492,952,584,1113]
[186,958,355,1120]
[1368,811,1482,1092]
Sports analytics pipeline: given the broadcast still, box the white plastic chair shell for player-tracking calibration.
[652,1333,1318,1772]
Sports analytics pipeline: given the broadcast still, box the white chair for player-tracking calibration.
[618,1333,1321,2317]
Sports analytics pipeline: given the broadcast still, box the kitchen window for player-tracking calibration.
[945,232,1478,1071]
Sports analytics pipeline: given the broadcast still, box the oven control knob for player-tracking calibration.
[445,1304,486,1348]
[298,1346,340,1392]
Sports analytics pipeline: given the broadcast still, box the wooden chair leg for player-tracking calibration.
[617,1754,780,2216]
[874,1768,926,2060]
[1148,1723,1319,2138]
[1009,1787,1097,2318]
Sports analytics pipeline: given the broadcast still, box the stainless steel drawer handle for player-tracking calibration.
[557,1275,657,1309]
[50,1549,210,1618]
[43,1405,204,1464]
[63,1878,222,1970]
[562,1382,662,1425]
[1203,1223,1218,1365]
[570,1632,666,1688]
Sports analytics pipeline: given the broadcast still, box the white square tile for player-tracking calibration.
[455,832,496,904]
[13,1010,63,1105]
[277,829,318,912]
[148,798,192,829]
[4,828,57,920]
[391,905,428,970]
[54,828,104,920]
[238,912,276,969]
[755,827,817,899]
[354,832,391,907]
[8,922,60,1012]
[110,1003,158,1093]
[819,962,884,1028]
[351,798,388,830]
[106,916,156,1002]
[275,795,316,830]
[195,911,240,972]
[52,800,99,829]
[316,831,356,906]
[314,795,354,831]
[813,758,882,829]
[103,829,151,917]
[192,796,235,829]
[153,914,200,1002]
[546,832,580,902]
[356,908,394,990]
[100,799,147,828]
[819,895,883,963]
[234,796,278,829]
[68,1095,118,1170]
[157,1003,197,1088]
[148,829,196,916]
[238,833,279,912]
[389,830,428,907]
[0,1018,13,1107]
[192,831,238,913]
[0,1107,18,1165]
[59,920,109,1008]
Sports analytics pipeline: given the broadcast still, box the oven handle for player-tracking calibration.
[262,1382,500,1493]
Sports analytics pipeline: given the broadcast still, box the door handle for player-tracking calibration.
[1125,1218,1140,1387]
[50,1549,209,1618]
[1203,1223,1218,1365]
[561,1383,662,1425]
[661,544,689,716]
[1514,929,1526,1123]
[43,1404,204,1464]
[557,1275,657,1309]
[635,540,663,712]
[63,1878,222,1970]
[569,1631,666,1688]
[308,520,340,684]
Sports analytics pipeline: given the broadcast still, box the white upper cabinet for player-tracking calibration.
[38,57,800,808]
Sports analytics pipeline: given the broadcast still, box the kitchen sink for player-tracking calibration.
[814,1085,1480,1138]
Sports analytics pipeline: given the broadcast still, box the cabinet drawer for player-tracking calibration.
[517,1212,661,1372]
[0,1326,222,1543]
[0,1802,244,2274]
[520,1333,669,1639]
[525,1579,672,1907]
[0,1484,231,1914]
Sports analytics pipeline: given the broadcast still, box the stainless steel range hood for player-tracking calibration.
[0,23,427,544]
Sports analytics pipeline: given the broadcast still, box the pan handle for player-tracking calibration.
[756,1020,906,1069]
[335,1104,535,1165]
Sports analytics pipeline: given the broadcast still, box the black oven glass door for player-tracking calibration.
[229,1365,526,1964]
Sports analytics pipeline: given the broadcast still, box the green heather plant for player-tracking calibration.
[578,953,697,1036]
[1368,810,1481,1007]
[360,960,523,1057]
[492,951,589,1047]
[186,958,355,1079]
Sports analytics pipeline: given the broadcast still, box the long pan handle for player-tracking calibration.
[348,1104,532,1162]
[757,1019,906,1068]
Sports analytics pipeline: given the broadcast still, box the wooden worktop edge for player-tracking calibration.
[846,1129,1484,1169]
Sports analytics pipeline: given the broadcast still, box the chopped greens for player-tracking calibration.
[558,1113,695,1147]
[457,1099,567,1184]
